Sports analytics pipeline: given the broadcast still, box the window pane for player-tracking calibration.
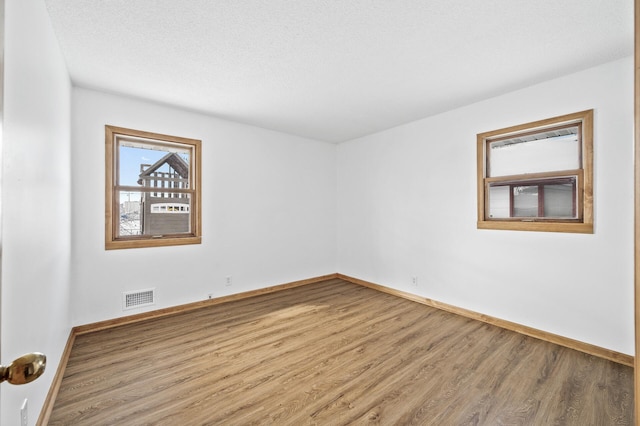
[118,140,191,187]
[543,183,575,218]
[143,192,192,236]
[116,137,192,237]
[118,191,142,236]
[488,127,579,177]
[513,186,539,217]
[488,185,510,218]
[487,177,577,220]
[116,191,192,237]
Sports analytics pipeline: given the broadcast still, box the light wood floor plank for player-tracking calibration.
[48,279,633,425]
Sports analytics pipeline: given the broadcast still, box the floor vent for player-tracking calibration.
[123,288,155,310]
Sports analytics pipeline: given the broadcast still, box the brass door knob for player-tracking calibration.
[0,353,46,385]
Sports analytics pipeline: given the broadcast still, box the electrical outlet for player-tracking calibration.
[20,399,28,426]
[225,276,232,286]
[411,276,418,286]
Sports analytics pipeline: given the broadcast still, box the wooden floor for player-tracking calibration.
[48,279,633,425]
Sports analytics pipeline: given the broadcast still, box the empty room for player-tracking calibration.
[1,0,638,425]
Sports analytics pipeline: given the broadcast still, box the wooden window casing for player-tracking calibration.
[105,125,202,249]
[477,110,593,233]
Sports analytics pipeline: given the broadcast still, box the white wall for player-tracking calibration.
[71,88,336,325]
[337,57,634,355]
[1,0,72,424]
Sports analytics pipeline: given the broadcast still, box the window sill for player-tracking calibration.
[477,221,593,234]
[106,235,202,250]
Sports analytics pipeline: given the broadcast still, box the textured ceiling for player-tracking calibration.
[45,0,633,143]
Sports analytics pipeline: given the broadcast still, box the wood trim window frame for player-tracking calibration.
[105,125,202,250]
[634,0,640,419]
[477,109,594,233]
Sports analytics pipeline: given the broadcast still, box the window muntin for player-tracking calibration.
[106,126,202,249]
[477,110,593,233]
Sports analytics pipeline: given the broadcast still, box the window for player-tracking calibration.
[477,110,593,233]
[106,125,202,249]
